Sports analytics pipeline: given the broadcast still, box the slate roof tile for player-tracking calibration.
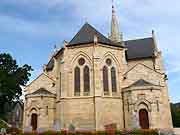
[126,79,160,88]
[27,88,55,96]
[124,38,155,60]
[68,23,124,47]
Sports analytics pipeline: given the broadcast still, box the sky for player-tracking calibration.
[0,0,180,103]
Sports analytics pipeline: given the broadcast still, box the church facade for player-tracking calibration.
[23,4,173,131]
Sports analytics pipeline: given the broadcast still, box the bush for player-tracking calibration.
[0,119,8,129]
[40,130,61,135]
[21,132,37,135]
[115,130,122,135]
[121,129,159,135]
[4,129,160,135]
[6,127,22,135]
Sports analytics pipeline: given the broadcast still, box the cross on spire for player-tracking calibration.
[112,0,114,8]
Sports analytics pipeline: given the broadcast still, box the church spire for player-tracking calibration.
[110,0,122,43]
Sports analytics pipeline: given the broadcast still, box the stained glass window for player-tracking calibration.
[74,67,80,96]
[103,66,109,94]
[84,66,90,95]
[78,58,85,66]
[111,67,117,93]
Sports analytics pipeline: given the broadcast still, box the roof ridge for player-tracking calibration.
[124,37,153,42]
[26,73,55,87]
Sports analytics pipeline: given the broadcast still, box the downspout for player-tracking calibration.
[93,35,97,130]
[122,91,126,129]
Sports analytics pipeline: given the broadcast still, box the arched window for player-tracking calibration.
[103,66,109,95]
[111,67,117,93]
[84,66,90,96]
[74,67,80,96]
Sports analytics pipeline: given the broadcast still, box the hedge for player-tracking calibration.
[1,129,161,135]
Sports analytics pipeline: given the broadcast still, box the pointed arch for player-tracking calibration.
[111,67,117,93]
[84,66,90,95]
[103,66,109,95]
[135,99,152,112]
[70,51,92,67]
[101,51,121,71]
[74,66,80,96]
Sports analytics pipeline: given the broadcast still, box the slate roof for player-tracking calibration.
[27,88,55,96]
[126,79,160,88]
[47,24,156,70]
[46,48,65,71]
[68,23,124,47]
[124,38,155,60]
[46,58,54,71]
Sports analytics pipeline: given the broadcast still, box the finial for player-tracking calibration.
[54,44,57,52]
[54,44,57,50]
[63,40,68,47]
[152,29,155,36]
[152,29,158,51]
[112,0,114,7]
[112,0,115,12]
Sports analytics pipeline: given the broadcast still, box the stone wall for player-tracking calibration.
[23,96,56,130]
[23,41,173,130]
[95,97,124,130]
[58,97,95,130]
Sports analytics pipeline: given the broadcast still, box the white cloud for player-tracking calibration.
[1,0,180,102]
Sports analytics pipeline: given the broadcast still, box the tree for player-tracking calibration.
[171,103,180,127]
[0,53,33,120]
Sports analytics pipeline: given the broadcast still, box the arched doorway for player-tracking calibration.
[31,113,38,130]
[139,109,149,129]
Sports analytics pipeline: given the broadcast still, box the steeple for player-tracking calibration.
[109,0,122,43]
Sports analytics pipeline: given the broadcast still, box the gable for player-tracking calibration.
[124,63,163,87]
[26,73,56,94]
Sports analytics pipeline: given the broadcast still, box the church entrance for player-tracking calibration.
[139,109,149,129]
[31,113,38,130]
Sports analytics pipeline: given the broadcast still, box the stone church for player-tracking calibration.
[23,3,173,131]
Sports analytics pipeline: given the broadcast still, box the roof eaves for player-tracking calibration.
[127,56,154,61]
[67,41,125,48]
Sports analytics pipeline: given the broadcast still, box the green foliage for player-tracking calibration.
[0,119,9,129]
[0,53,33,120]
[7,127,22,135]
[121,129,158,135]
[19,132,37,135]
[41,130,61,135]
[171,103,180,127]
[115,130,122,135]
[5,129,160,135]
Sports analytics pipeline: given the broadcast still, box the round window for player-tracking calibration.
[78,58,85,66]
[106,58,112,66]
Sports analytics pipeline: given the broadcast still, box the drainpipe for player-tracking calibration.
[122,91,126,129]
[93,35,97,130]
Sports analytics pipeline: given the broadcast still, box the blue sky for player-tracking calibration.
[0,0,180,103]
